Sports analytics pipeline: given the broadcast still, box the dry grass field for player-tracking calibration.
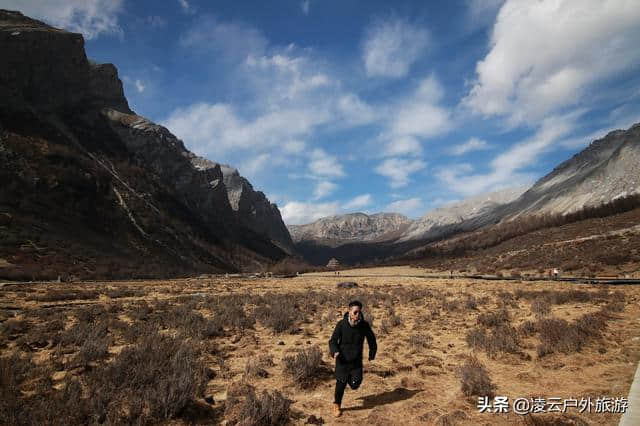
[1,266,639,425]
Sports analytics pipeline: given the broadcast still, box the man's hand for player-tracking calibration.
[333,352,339,359]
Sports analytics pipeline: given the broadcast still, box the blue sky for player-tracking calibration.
[6,0,640,224]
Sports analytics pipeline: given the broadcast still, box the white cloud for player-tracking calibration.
[245,51,332,103]
[239,153,271,179]
[437,112,579,196]
[134,79,145,93]
[169,20,357,169]
[390,102,450,139]
[308,149,345,178]
[282,140,306,154]
[163,103,321,159]
[178,0,195,14]
[464,0,640,124]
[343,194,373,210]
[375,157,426,188]
[375,75,452,158]
[491,112,580,173]
[5,0,124,39]
[362,17,430,78]
[301,0,311,15]
[384,197,423,217]
[449,137,491,155]
[281,201,340,225]
[281,194,373,224]
[180,17,268,63]
[313,181,338,200]
[383,136,423,157]
[337,94,378,126]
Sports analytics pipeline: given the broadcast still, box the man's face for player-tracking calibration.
[349,305,361,322]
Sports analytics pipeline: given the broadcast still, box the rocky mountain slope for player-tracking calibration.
[288,213,412,244]
[292,123,640,266]
[0,10,290,279]
[501,124,640,218]
[397,187,525,242]
[189,158,293,253]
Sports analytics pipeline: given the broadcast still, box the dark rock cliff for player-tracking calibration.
[189,158,294,254]
[0,10,289,279]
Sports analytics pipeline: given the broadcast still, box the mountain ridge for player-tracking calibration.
[0,9,291,279]
[288,212,412,244]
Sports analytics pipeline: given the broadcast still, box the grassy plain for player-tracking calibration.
[1,266,638,425]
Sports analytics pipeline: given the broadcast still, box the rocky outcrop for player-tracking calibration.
[189,157,294,253]
[0,10,288,279]
[289,213,412,244]
[0,10,131,114]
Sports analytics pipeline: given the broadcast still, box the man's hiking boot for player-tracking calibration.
[333,403,341,417]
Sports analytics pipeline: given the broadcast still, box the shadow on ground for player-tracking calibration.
[342,387,423,411]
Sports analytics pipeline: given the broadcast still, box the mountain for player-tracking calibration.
[190,158,294,253]
[289,123,640,266]
[397,123,640,244]
[397,187,525,242]
[0,10,290,280]
[501,124,640,218]
[288,213,412,245]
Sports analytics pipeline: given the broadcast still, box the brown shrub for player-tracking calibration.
[407,332,433,349]
[477,309,510,328]
[27,289,100,302]
[459,356,496,398]
[224,384,291,425]
[535,312,607,357]
[603,301,624,312]
[466,325,521,357]
[464,296,478,310]
[0,354,31,424]
[244,355,274,379]
[207,297,255,331]
[106,287,137,299]
[380,308,402,332]
[282,345,324,389]
[518,320,537,337]
[74,333,112,366]
[89,331,207,423]
[75,305,107,323]
[547,290,592,305]
[252,294,300,334]
[160,304,224,339]
[1,319,30,338]
[60,320,108,348]
[611,291,625,301]
[530,299,551,317]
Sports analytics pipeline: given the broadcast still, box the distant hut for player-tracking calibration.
[326,258,341,269]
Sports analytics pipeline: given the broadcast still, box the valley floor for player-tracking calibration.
[1,266,639,425]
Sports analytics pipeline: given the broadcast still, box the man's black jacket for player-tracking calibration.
[329,312,377,365]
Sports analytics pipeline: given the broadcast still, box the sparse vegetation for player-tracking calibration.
[530,299,551,317]
[90,331,207,423]
[225,384,291,425]
[0,270,632,424]
[282,345,324,389]
[536,310,610,357]
[459,356,496,398]
[466,325,521,357]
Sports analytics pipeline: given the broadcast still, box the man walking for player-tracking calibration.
[328,300,377,417]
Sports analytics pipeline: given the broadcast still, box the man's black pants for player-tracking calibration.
[334,364,363,405]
